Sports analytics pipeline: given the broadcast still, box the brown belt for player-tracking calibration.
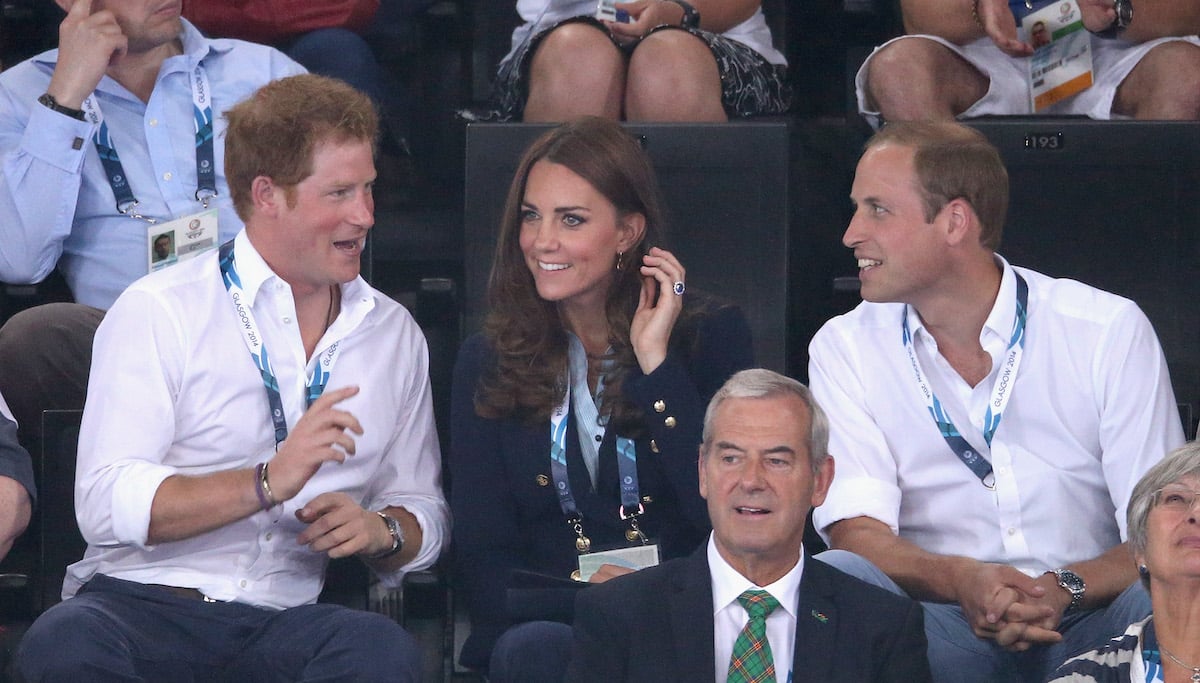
[149,584,217,602]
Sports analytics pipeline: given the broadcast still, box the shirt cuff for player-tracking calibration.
[109,462,176,548]
[22,102,94,171]
[812,475,902,545]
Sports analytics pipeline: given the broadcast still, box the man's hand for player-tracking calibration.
[1077,0,1120,33]
[988,572,1070,650]
[269,385,363,503]
[951,560,1060,646]
[975,0,1034,57]
[46,0,129,108]
[295,492,386,558]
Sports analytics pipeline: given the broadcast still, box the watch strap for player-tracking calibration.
[366,511,405,560]
[665,0,700,28]
[38,93,86,121]
[1050,568,1086,611]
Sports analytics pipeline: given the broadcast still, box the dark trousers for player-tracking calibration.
[16,574,421,682]
[0,303,102,455]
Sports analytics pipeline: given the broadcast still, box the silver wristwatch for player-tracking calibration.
[1050,568,1086,611]
[367,511,405,559]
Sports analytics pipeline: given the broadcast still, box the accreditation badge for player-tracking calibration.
[575,542,660,581]
[147,208,218,273]
[1024,0,1094,111]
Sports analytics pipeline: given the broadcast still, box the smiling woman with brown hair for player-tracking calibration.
[449,116,754,681]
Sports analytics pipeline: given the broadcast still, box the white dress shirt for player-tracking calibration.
[810,257,1184,575]
[709,534,802,682]
[67,231,450,607]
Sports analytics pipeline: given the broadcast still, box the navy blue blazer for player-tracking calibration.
[449,305,753,669]
[566,546,932,682]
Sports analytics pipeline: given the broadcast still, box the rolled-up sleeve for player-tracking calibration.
[75,288,184,548]
[808,320,904,542]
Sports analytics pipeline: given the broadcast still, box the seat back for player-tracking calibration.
[37,409,84,613]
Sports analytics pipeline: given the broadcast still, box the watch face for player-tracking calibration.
[1056,569,1085,594]
[1115,0,1132,27]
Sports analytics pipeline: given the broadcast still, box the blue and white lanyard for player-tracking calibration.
[902,273,1028,488]
[80,63,217,222]
[218,240,342,447]
[549,373,646,550]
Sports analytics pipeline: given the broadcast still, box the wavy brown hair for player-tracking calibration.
[475,117,670,433]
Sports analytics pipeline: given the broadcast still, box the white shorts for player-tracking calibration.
[856,33,1200,128]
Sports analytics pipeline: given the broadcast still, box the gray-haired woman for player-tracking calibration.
[1050,441,1200,682]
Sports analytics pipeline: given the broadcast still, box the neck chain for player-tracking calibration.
[1160,644,1200,682]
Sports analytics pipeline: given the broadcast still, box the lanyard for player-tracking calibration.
[80,63,217,222]
[548,374,646,551]
[902,272,1028,488]
[218,240,342,446]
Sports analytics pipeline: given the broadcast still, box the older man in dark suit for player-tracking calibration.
[566,368,931,682]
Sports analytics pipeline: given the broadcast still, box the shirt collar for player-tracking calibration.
[905,254,1017,348]
[707,533,804,619]
[229,231,377,327]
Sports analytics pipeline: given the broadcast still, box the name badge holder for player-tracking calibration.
[82,64,220,271]
[218,240,342,449]
[902,273,1029,489]
[548,380,657,581]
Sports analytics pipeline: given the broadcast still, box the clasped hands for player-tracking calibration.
[959,561,1072,651]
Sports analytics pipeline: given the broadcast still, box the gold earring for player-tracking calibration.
[615,251,624,271]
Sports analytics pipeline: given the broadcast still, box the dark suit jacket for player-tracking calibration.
[450,304,754,669]
[566,547,932,683]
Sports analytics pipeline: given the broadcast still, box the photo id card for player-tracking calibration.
[595,0,630,23]
[147,208,218,273]
[576,543,660,581]
[1023,0,1094,111]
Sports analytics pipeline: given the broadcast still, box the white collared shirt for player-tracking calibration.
[810,257,1184,574]
[68,230,450,607]
[709,534,802,682]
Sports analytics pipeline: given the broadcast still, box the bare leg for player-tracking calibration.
[865,37,989,121]
[524,22,625,122]
[1112,41,1200,119]
[625,29,725,121]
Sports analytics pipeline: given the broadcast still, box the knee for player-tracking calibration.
[865,39,943,95]
[489,621,573,683]
[330,612,421,682]
[626,30,722,119]
[530,22,623,83]
[288,28,375,68]
[17,600,119,679]
[1131,42,1200,118]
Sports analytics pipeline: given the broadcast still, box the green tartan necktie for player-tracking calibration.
[727,589,781,683]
